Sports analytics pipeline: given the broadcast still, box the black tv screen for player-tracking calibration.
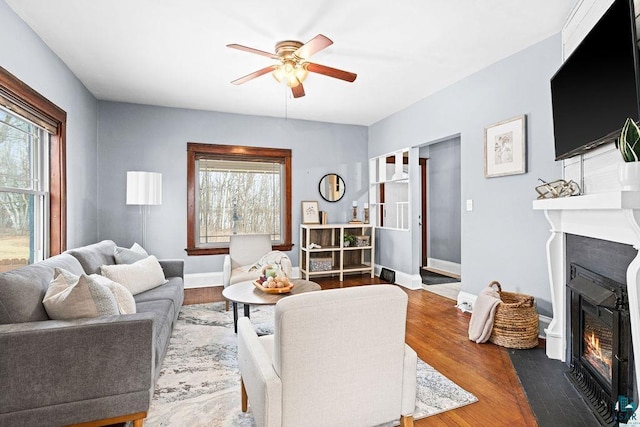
[551,0,640,160]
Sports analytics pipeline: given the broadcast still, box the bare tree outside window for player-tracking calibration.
[186,143,292,256]
[198,159,281,244]
[0,109,48,271]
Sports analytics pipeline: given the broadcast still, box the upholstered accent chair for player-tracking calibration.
[223,234,292,309]
[237,285,417,427]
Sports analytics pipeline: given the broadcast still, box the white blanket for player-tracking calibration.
[248,251,289,272]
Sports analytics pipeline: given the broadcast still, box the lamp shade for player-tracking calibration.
[126,171,162,205]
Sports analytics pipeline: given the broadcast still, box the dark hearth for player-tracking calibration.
[567,264,634,426]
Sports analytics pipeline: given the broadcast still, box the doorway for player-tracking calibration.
[418,136,461,283]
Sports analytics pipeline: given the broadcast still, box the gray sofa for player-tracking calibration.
[0,240,184,427]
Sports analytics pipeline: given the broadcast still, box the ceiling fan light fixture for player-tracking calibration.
[272,66,285,84]
[286,74,300,88]
[229,34,356,98]
[295,62,309,82]
[272,61,307,88]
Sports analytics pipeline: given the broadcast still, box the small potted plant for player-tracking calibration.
[616,118,640,190]
[343,233,356,247]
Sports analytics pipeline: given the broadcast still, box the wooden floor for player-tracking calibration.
[184,275,538,426]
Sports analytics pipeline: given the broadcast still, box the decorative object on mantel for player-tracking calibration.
[488,281,539,349]
[484,115,527,178]
[615,118,640,191]
[535,178,581,199]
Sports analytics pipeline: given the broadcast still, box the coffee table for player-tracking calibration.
[222,279,321,333]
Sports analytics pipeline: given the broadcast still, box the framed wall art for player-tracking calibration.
[484,114,527,178]
[301,200,320,224]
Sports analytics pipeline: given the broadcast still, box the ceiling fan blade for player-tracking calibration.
[231,66,275,85]
[306,62,357,82]
[227,43,279,60]
[291,83,305,98]
[294,34,333,59]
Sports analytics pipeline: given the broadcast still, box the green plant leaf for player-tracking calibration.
[620,118,640,162]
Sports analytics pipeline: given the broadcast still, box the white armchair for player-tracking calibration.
[223,234,292,308]
[237,285,417,427]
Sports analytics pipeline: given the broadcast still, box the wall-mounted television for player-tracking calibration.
[551,0,640,161]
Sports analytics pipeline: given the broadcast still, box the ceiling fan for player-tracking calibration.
[227,34,357,98]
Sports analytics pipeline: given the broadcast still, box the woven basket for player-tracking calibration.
[488,281,539,349]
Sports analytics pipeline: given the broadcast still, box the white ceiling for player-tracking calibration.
[6,0,578,126]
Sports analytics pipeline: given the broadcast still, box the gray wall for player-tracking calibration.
[369,34,563,317]
[96,101,368,274]
[428,137,461,264]
[0,1,99,248]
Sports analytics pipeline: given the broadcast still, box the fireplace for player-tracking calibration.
[567,263,634,425]
[533,191,640,425]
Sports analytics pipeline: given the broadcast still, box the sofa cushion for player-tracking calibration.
[43,269,120,320]
[66,240,117,274]
[135,299,174,379]
[133,277,183,322]
[90,274,137,315]
[114,243,149,265]
[0,253,84,324]
[100,256,167,295]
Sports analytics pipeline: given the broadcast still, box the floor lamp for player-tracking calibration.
[126,171,162,248]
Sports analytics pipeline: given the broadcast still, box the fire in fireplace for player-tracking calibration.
[583,312,613,384]
[567,263,634,426]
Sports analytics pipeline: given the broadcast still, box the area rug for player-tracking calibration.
[420,268,461,286]
[144,303,477,426]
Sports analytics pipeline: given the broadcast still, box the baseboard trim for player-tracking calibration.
[538,315,551,340]
[374,265,422,290]
[427,258,461,277]
[184,272,222,289]
[184,268,301,289]
[456,291,477,312]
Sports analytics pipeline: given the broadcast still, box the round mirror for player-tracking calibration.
[318,173,345,202]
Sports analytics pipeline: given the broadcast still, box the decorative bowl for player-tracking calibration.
[252,279,293,294]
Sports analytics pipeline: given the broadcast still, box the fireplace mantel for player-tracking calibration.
[533,191,640,388]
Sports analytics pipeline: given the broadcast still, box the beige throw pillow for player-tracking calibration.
[100,255,167,295]
[43,268,120,320]
[90,274,137,314]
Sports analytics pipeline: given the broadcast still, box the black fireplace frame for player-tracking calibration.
[567,263,634,426]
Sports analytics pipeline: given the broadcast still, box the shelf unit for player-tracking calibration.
[299,223,375,282]
[369,149,410,230]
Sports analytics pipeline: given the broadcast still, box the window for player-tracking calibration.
[186,143,292,255]
[0,65,66,271]
[0,109,48,268]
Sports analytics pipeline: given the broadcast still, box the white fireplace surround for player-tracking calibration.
[533,190,640,387]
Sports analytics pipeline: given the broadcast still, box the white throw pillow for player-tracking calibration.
[100,255,167,295]
[114,242,149,264]
[43,268,120,320]
[90,274,137,314]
